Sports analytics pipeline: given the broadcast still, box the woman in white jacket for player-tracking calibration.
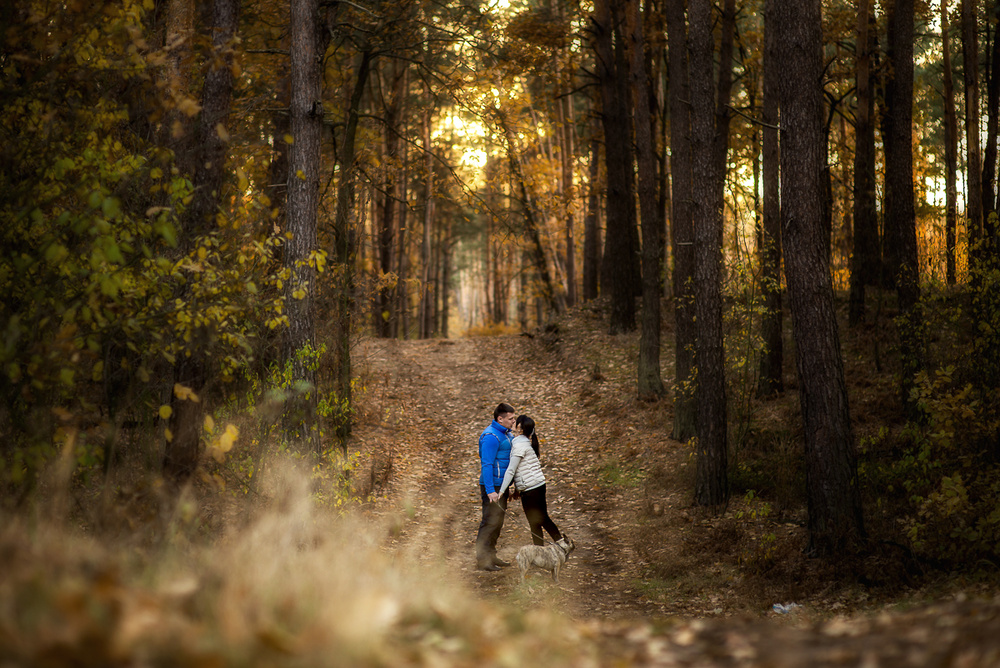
[497,415,563,546]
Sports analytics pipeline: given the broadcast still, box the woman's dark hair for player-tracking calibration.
[516,415,540,457]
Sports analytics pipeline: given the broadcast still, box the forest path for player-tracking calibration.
[351,333,1000,665]
[356,335,662,618]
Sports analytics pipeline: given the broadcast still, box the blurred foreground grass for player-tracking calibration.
[0,460,598,668]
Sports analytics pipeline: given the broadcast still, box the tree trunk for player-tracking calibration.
[331,49,373,445]
[560,92,578,308]
[849,0,880,321]
[595,0,638,334]
[884,0,923,405]
[776,0,864,556]
[689,0,727,507]
[625,0,665,401]
[396,129,409,340]
[757,0,784,397]
[164,0,239,481]
[583,107,603,301]
[963,0,984,262]
[281,0,323,449]
[420,104,435,339]
[665,0,697,441]
[440,220,452,338]
[984,0,1000,241]
[375,60,408,338]
[943,0,959,285]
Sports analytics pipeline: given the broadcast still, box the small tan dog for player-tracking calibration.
[515,536,575,584]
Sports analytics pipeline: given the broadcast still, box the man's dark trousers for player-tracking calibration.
[475,484,508,568]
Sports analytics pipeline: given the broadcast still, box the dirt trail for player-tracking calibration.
[356,336,658,618]
[350,334,1000,666]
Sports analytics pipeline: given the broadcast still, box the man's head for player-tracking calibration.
[494,402,516,430]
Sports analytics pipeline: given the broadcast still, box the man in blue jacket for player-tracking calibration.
[475,402,516,571]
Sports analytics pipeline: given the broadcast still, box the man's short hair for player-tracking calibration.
[494,403,515,420]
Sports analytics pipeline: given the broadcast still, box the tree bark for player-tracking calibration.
[595,0,638,334]
[625,0,665,401]
[281,0,323,449]
[374,60,408,338]
[689,0,727,507]
[963,0,984,262]
[757,0,784,397]
[884,0,923,405]
[665,0,697,441]
[776,0,864,556]
[850,0,880,321]
[942,0,959,285]
[419,103,436,339]
[984,0,1000,240]
[331,49,373,445]
[583,111,603,302]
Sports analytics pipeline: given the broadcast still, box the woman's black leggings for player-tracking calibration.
[520,484,562,546]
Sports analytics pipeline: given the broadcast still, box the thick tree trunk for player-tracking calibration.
[757,0,784,397]
[594,0,637,334]
[884,0,923,405]
[665,0,697,442]
[850,0,880,321]
[689,0,727,507]
[943,0,959,285]
[776,0,864,556]
[625,0,665,401]
[281,0,323,449]
[164,0,239,480]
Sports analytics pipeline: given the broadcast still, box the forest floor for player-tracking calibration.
[7,302,1000,667]
[348,302,1000,665]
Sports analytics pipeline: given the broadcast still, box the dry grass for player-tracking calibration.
[0,458,600,667]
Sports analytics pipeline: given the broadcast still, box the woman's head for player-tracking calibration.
[516,415,540,456]
[515,414,534,436]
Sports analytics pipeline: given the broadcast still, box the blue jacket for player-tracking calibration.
[479,420,512,490]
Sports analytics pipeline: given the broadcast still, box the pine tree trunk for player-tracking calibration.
[884,0,923,406]
[776,0,864,555]
[420,105,435,339]
[625,0,665,401]
[665,0,697,441]
[331,49,373,445]
[850,0,880,322]
[983,1,1000,240]
[689,0,728,507]
[583,108,602,302]
[757,0,784,397]
[281,0,322,449]
[594,0,637,334]
[942,0,959,285]
[963,0,984,262]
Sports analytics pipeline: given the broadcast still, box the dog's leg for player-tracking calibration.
[552,562,560,583]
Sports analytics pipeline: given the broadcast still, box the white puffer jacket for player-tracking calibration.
[497,434,546,495]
